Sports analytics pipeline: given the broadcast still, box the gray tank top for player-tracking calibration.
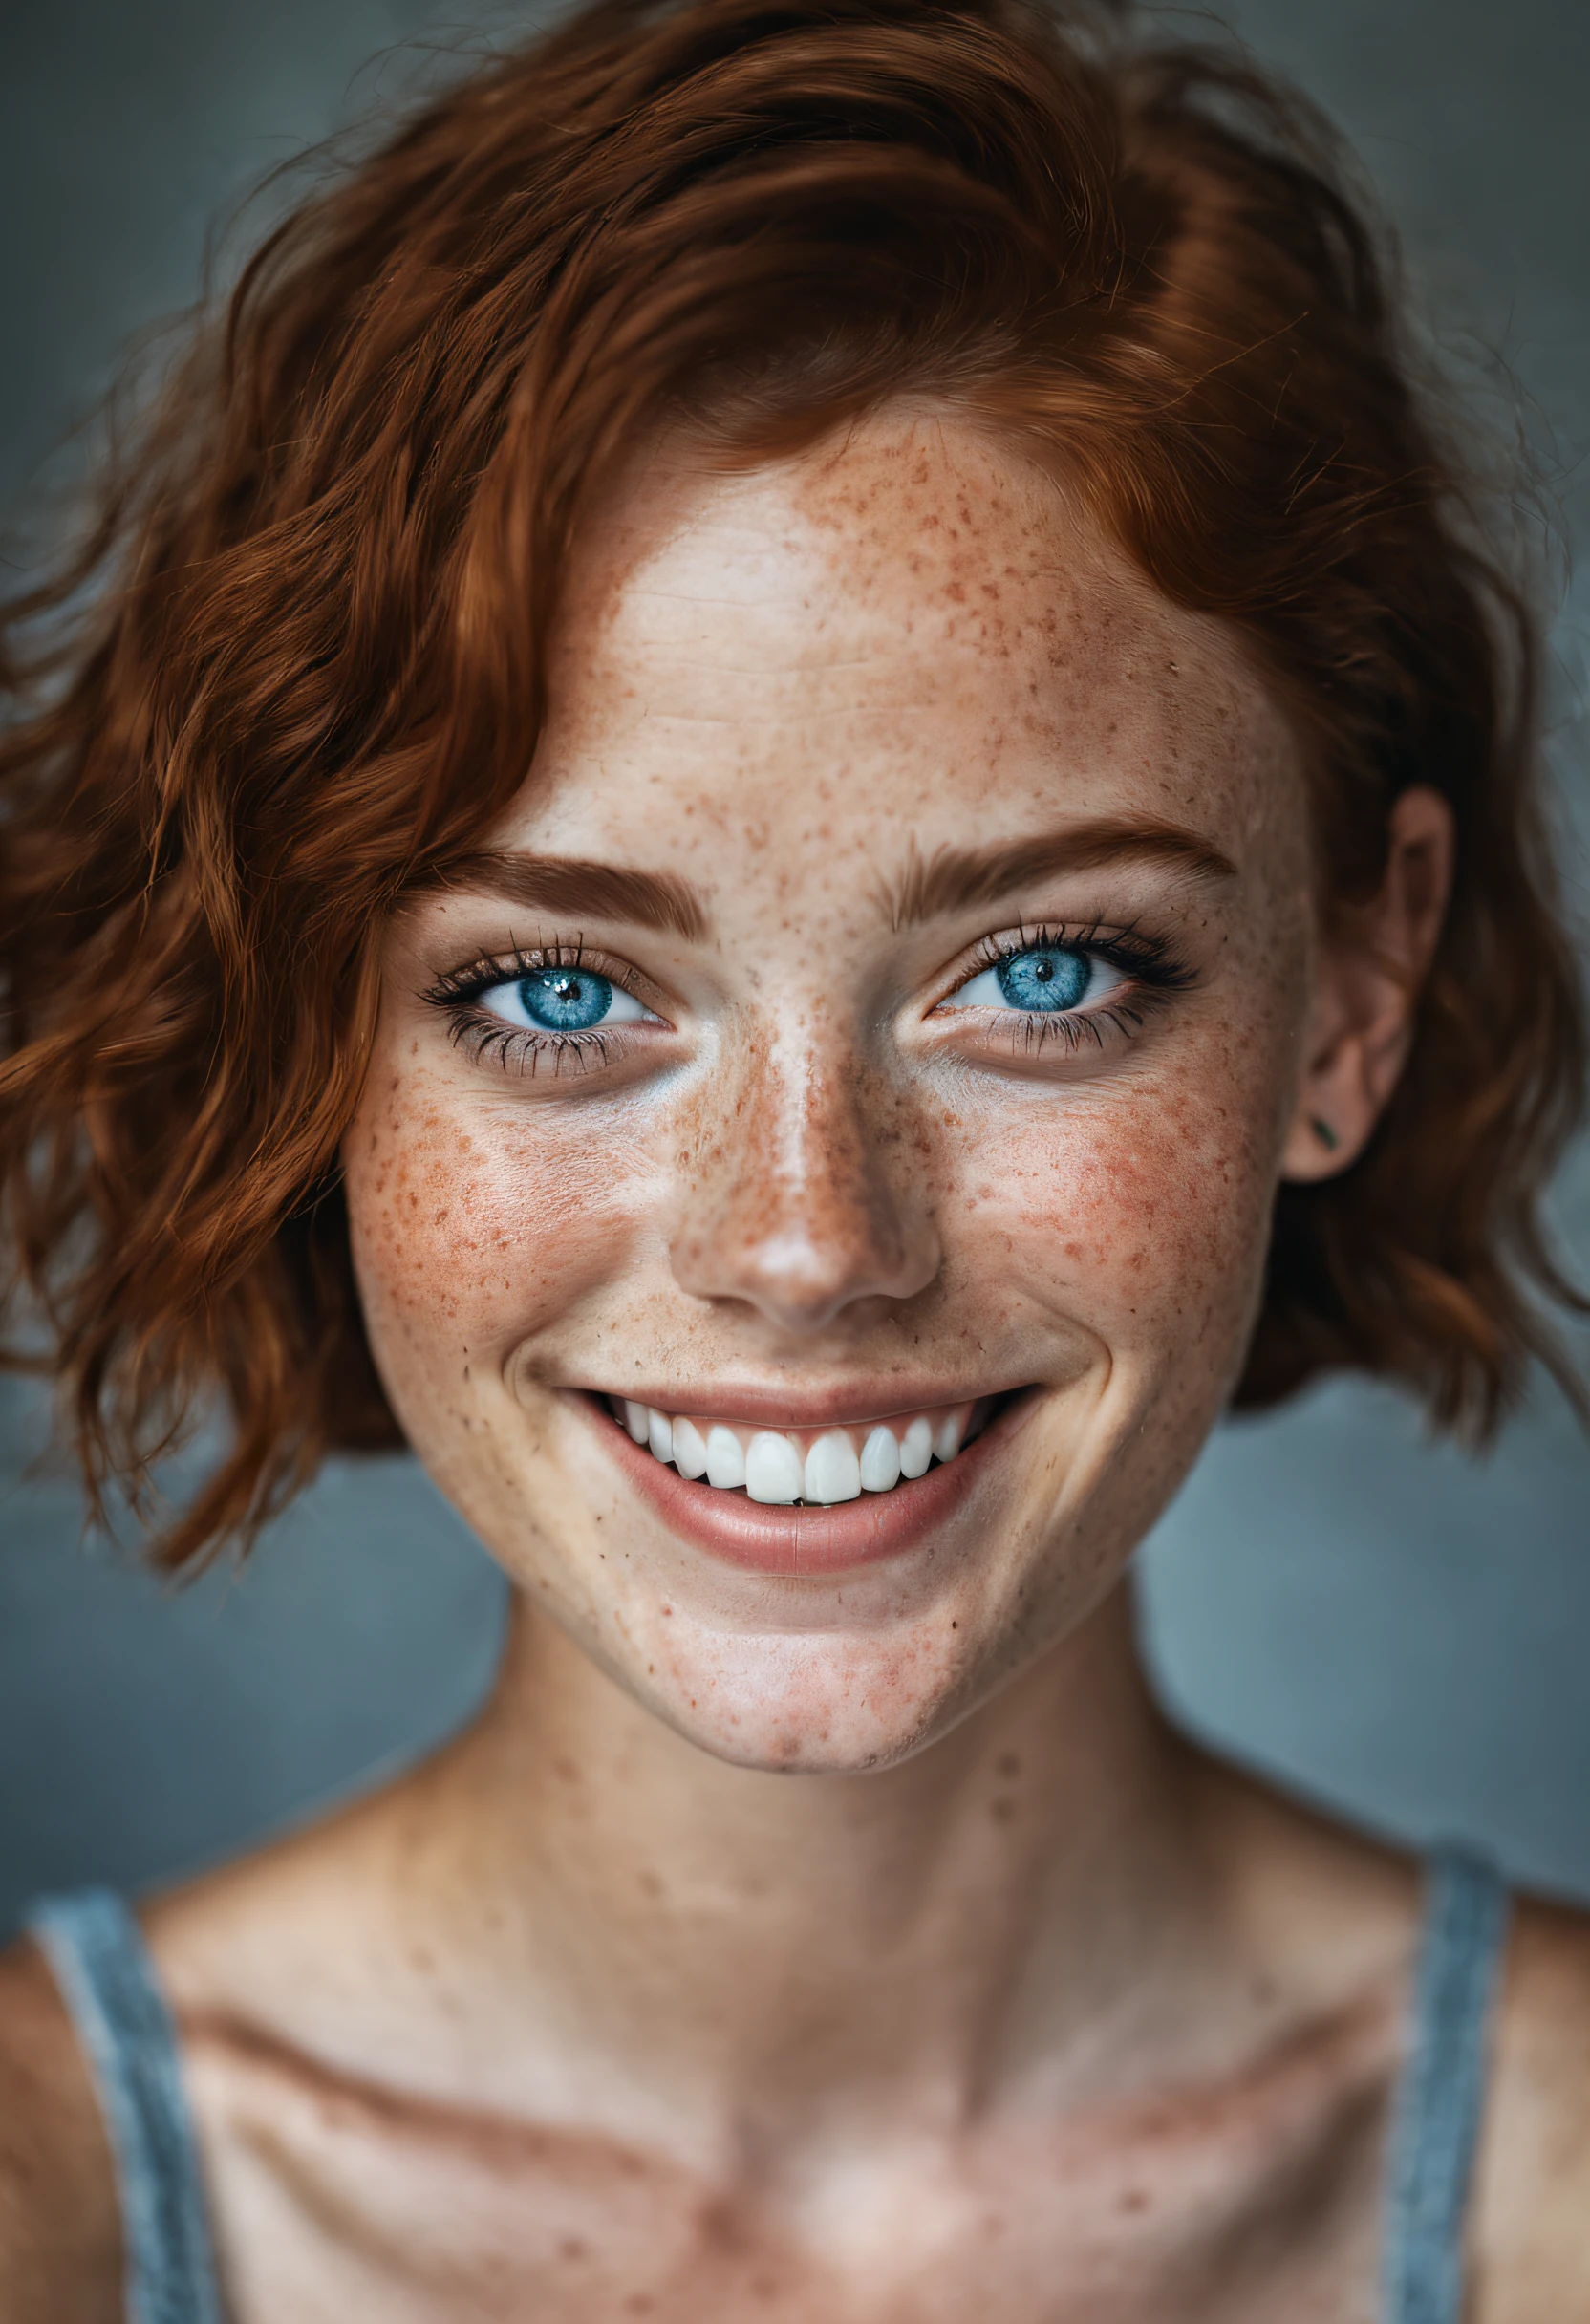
[28,1850,1509,2324]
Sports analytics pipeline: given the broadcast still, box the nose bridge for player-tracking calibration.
[669,1008,939,1332]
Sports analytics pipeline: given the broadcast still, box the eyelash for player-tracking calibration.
[423,920,1195,1080]
[948,919,1195,1054]
[422,939,653,1077]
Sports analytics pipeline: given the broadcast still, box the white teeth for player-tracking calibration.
[898,1416,933,1478]
[932,1410,964,1464]
[858,1425,901,1493]
[804,1431,861,1505]
[705,1424,747,1491]
[618,1395,988,1500]
[745,1431,803,1505]
[672,1415,709,1480]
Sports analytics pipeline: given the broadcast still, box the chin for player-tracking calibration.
[615,1618,986,1775]
[549,1518,1080,1777]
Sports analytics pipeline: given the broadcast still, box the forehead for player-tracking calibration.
[519,411,1299,861]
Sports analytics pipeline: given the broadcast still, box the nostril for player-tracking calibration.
[670,1205,941,1332]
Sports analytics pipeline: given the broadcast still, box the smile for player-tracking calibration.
[579,1386,1032,1576]
[602,1392,1000,1501]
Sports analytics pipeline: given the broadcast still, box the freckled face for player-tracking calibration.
[343,412,1315,1772]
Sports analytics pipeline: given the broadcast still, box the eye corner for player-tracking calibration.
[934,961,1003,1014]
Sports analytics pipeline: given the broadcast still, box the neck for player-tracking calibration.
[398,1582,1212,2146]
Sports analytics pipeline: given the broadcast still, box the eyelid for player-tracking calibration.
[925,918,1189,1015]
[423,936,674,1022]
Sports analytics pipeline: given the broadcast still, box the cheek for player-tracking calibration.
[957,1044,1286,1366]
[342,1060,648,1377]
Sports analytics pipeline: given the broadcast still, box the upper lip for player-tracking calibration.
[567,1380,1030,1428]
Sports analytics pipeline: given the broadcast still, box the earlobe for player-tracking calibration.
[1281,785,1455,1185]
[1280,991,1390,1182]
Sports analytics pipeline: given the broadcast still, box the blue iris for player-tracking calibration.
[995,946,1090,1012]
[518,968,615,1031]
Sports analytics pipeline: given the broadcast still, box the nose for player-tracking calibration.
[668,1022,941,1335]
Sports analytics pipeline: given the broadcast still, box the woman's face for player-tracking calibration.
[345,412,1315,1771]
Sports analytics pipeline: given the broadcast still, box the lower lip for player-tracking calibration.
[577,1392,1025,1577]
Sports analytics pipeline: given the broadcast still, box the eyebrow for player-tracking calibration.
[883,818,1238,931]
[439,850,708,942]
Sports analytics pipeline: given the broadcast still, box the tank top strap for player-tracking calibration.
[28,1888,226,2324]
[1381,1848,1511,2324]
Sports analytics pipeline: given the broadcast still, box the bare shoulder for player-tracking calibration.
[1472,1889,1590,2320]
[0,1930,122,2322]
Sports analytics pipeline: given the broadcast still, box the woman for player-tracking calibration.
[1,0,1586,2313]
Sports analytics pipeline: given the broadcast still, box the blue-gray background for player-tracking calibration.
[3,0,1588,1940]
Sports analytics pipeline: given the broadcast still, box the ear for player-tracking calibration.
[1282,785,1455,1183]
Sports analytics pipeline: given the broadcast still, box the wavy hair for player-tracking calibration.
[2,0,1583,1566]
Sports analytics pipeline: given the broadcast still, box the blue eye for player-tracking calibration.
[945,943,1124,1014]
[479,966,651,1034]
[519,969,614,1031]
[996,947,1088,1010]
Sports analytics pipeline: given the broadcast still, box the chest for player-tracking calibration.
[186,2040,1395,2324]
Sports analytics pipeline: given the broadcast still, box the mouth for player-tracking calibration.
[578,1386,1031,1576]
[605,1391,999,1501]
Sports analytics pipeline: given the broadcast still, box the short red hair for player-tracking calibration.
[2,0,1583,1566]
